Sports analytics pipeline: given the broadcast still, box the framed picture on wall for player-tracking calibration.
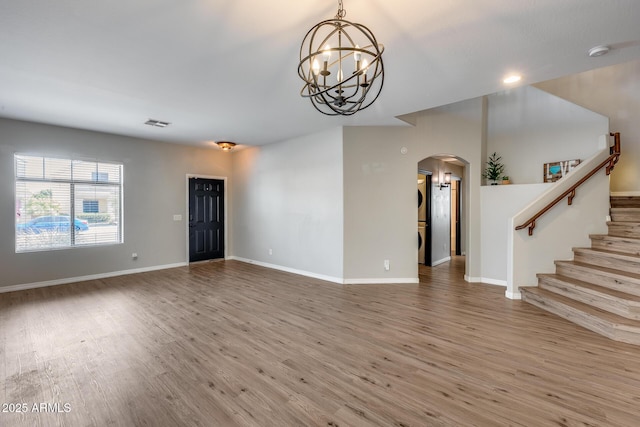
[543,159,581,182]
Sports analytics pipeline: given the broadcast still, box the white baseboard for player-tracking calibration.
[228,256,344,284]
[464,275,507,287]
[432,256,451,266]
[505,290,522,300]
[611,191,640,197]
[228,256,419,285]
[0,262,188,294]
[343,278,419,285]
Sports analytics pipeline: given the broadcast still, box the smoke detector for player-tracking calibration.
[588,45,610,57]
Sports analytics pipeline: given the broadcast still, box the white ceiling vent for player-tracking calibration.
[144,119,170,128]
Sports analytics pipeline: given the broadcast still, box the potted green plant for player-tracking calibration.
[482,152,505,185]
[502,176,511,185]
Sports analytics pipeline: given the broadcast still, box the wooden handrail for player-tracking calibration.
[515,132,621,236]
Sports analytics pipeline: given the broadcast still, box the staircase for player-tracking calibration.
[521,196,640,345]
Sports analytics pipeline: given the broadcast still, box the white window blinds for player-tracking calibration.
[15,154,123,253]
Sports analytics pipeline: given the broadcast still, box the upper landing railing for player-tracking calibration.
[515,132,621,236]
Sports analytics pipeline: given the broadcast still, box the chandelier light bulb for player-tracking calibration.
[312,59,320,75]
[323,44,332,60]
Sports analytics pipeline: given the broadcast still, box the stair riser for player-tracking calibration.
[610,198,640,209]
[610,211,640,222]
[591,239,640,255]
[522,290,617,340]
[573,252,640,275]
[523,290,640,344]
[608,223,640,239]
[538,277,640,320]
[591,238,640,255]
[555,263,640,297]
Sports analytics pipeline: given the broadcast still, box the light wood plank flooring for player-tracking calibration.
[2,257,640,426]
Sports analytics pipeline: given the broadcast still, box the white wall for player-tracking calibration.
[230,127,344,282]
[0,118,232,290]
[480,183,549,285]
[487,86,609,184]
[535,59,640,194]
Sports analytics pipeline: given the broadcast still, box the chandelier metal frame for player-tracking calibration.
[298,0,384,116]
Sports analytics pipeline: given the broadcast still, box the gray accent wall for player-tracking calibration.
[0,118,232,289]
[343,126,419,281]
[230,127,344,280]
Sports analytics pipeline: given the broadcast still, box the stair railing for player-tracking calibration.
[515,132,621,236]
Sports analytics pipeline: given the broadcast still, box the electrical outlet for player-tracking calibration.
[173,214,182,221]
[268,248,273,255]
[132,253,138,260]
[384,259,390,271]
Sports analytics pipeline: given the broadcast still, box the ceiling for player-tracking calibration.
[1,0,639,148]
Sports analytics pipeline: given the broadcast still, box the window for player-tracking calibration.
[15,155,123,252]
[83,200,99,213]
[91,171,109,182]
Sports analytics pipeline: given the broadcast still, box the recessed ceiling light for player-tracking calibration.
[503,74,522,84]
[588,45,610,57]
[144,119,170,128]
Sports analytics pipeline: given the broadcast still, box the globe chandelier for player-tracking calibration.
[298,0,385,116]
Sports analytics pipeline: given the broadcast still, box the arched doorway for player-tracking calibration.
[417,155,467,268]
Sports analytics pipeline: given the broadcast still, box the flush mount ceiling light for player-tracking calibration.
[588,45,610,57]
[216,141,236,151]
[144,119,170,128]
[298,0,384,116]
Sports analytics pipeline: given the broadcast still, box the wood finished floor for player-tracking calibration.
[2,258,640,426]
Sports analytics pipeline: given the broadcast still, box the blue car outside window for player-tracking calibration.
[18,216,89,233]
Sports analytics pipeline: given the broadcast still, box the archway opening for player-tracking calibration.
[417,155,468,273]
